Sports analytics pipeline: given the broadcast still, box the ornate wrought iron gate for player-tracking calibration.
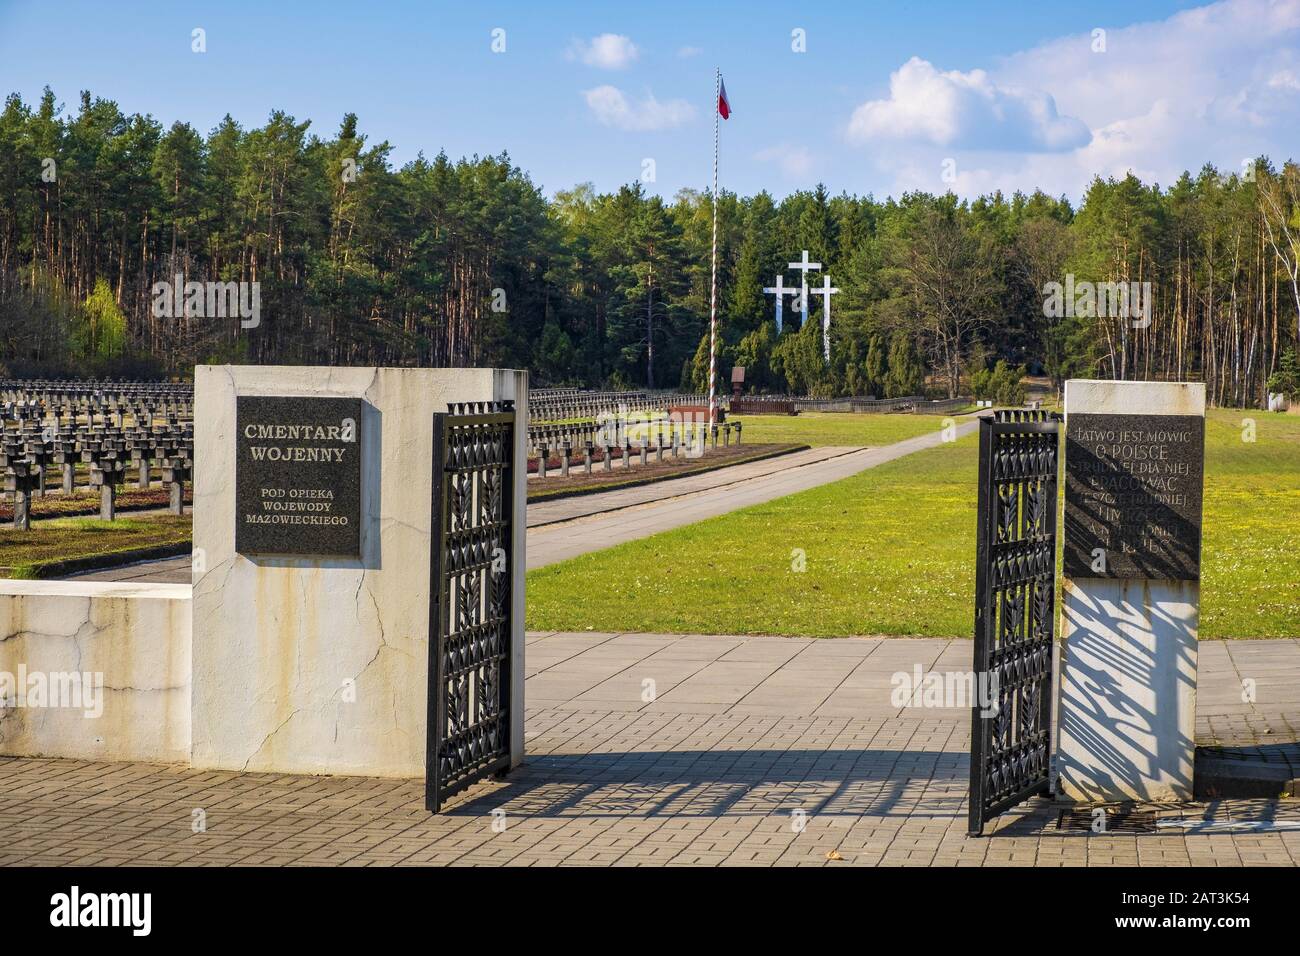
[427,401,516,812]
[969,410,1061,836]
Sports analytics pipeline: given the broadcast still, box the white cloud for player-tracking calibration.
[568,34,639,70]
[847,57,1089,152]
[1268,69,1300,91]
[998,0,1300,132]
[678,46,703,59]
[755,143,814,179]
[582,86,695,131]
[850,0,1300,202]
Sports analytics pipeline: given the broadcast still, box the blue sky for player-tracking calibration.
[2,0,1298,204]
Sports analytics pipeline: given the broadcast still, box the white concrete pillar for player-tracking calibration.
[192,366,527,778]
[1057,380,1205,802]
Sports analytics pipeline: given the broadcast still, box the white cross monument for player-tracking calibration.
[811,274,839,361]
[762,274,798,335]
[787,250,821,329]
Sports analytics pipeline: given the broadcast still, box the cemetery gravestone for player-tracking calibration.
[1057,380,1205,802]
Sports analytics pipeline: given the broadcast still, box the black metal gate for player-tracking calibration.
[427,401,516,812]
[969,410,1061,836]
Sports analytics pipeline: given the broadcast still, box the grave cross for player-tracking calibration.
[811,274,839,362]
[787,250,821,328]
[762,273,798,335]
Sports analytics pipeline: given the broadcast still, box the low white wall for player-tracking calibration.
[0,580,192,764]
[0,366,529,780]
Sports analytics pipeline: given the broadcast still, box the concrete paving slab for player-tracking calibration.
[1,631,1296,867]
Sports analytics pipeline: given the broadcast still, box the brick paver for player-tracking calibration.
[2,632,1297,866]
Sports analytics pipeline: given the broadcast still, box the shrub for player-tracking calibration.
[1266,348,1299,401]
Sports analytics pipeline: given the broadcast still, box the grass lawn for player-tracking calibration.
[526,408,1300,639]
[0,487,192,521]
[0,515,191,578]
[729,411,959,447]
[1200,410,1300,637]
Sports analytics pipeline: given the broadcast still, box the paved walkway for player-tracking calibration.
[2,633,1296,867]
[526,445,866,527]
[68,555,192,583]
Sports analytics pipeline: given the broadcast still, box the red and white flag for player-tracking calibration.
[718,78,731,119]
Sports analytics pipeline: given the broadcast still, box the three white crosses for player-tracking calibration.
[764,250,838,361]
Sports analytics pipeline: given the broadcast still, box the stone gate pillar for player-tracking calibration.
[191,366,527,778]
[1057,380,1205,802]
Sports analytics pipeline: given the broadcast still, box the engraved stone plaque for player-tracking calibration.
[235,396,363,556]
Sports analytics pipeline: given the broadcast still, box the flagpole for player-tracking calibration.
[708,67,719,426]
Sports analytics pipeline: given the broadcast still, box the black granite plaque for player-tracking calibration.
[1064,412,1204,580]
[235,396,363,556]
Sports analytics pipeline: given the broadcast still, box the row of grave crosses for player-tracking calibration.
[763,250,838,361]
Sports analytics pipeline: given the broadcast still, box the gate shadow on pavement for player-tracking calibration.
[440,748,970,821]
